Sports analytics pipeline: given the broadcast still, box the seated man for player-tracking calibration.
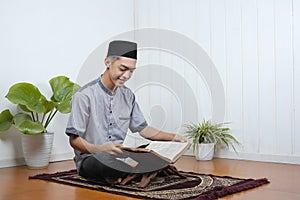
[65,40,186,184]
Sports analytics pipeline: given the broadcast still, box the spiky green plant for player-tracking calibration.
[185,119,240,153]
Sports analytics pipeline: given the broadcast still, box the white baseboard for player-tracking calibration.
[184,147,300,165]
[50,152,74,162]
[1,150,299,169]
[0,157,26,168]
[0,152,74,168]
[214,151,300,165]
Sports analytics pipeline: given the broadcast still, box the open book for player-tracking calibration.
[121,141,191,164]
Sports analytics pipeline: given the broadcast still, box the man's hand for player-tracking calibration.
[69,135,125,156]
[98,143,124,156]
[172,134,188,142]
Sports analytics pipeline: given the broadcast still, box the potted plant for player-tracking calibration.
[0,76,80,168]
[185,119,240,160]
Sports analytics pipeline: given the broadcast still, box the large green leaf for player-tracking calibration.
[5,83,50,114]
[19,104,31,112]
[56,100,72,113]
[0,109,13,131]
[14,113,45,134]
[49,76,80,113]
[19,101,55,114]
[43,100,56,113]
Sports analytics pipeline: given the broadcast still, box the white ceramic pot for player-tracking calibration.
[21,132,54,169]
[195,143,215,161]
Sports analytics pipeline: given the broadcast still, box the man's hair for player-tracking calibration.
[107,56,120,64]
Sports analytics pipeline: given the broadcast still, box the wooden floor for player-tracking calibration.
[1,156,300,200]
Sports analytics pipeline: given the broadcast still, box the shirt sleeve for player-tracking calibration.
[129,94,148,133]
[65,92,90,137]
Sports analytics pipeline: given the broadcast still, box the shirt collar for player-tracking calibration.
[98,76,118,96]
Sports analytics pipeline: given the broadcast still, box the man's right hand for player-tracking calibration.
[98,143,124,156]
[69,135,124,156]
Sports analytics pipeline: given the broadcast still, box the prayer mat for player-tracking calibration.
[29,169,269,200]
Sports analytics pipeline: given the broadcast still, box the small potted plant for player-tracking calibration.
[185,119,240,160]
[0,76,80,168]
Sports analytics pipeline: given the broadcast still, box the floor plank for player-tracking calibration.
[1,156,300,200]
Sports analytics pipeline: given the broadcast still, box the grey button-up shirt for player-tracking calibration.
[66,77,148,171]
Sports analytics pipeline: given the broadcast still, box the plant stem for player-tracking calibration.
[41,113,46,124]
[44,109,58,129]
[44,110,53,128]
[31,111,35,121]
[35,112,39,122]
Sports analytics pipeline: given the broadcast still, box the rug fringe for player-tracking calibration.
[194,178,270,200]
[29,169,77,180]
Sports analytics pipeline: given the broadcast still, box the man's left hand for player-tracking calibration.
[172,134,188,142]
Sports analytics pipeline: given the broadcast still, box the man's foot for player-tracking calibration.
[104,177,122,185]
[138,171,158,188]
[120,174,138,185]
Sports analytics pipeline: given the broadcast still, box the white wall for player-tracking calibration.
[1,0,300,167]
[131,0,300,164]
[0,0,135,167]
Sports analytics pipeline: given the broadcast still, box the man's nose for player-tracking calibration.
[123,71,131,79]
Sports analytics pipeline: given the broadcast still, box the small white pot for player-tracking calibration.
[21,132,54,169]
[195,143,215,161]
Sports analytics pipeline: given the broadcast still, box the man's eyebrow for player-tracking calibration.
[120,64,136,70]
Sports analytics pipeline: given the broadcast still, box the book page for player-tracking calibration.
[145,141,190,162]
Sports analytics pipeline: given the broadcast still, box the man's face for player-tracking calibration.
[106,56,137,87]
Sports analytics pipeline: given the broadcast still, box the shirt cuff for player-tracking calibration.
[65,127,80,136]
[131,121,148,133]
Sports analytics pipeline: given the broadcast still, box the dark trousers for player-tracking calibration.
[79,154,133,180]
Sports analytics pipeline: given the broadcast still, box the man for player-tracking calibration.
[66,40,186,183]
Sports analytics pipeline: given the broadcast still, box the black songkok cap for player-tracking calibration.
[107,40,137,59]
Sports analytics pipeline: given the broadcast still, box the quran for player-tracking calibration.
[121,141,191,164]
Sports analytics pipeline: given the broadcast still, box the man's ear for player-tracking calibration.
[104,57,110,70]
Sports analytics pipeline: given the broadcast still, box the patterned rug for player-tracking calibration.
[29,169,269,200]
